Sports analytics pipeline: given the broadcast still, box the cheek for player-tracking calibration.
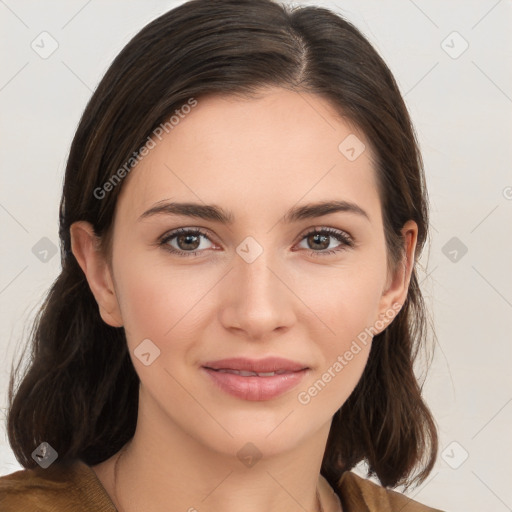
[295,257,385,403]
[297,285,377,412]
[302,261,386,347]
[112,248,213,352]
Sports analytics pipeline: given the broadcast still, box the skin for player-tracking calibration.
[71,86,417,512]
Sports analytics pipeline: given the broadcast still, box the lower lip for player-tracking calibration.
[201,367,308,401]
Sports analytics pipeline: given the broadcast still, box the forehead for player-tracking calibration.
[115,87,381,227]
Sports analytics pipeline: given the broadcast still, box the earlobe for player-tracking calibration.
[375,220,418,334]
[69,221,123,328]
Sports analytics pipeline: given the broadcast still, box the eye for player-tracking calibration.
[159,227,215,257]
[158,226,354,258]
[296,227,354,257]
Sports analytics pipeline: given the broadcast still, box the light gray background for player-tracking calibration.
[1,1,511,511]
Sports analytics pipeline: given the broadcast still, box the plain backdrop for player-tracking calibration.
[1,1,511,511]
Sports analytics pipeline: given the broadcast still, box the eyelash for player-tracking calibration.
[158,227,354,258]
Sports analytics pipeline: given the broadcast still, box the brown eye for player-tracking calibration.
[297,227,353,256]
[160,228,214,257]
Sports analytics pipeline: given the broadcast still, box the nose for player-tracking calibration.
[219,246,296,340]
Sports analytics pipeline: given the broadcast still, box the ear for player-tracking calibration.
[69,221,123,328]
[374,220,418,334]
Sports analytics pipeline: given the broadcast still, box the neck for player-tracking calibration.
[109,391,333,512]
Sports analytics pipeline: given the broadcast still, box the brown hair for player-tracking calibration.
[6,0,437,492]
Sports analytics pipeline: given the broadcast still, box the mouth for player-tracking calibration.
[201,357,310,401]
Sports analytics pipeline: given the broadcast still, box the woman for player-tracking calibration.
[0,0,444,510]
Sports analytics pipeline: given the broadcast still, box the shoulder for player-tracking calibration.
[0,458,115,512]
[337,471,445,512]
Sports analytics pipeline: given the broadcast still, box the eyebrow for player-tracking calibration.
[138,199,370,224]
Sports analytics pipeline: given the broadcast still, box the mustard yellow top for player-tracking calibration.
[0,458,444,511]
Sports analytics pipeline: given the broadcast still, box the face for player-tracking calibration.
[73,87,415,459]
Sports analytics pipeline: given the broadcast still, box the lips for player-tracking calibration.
[201,357,309,401]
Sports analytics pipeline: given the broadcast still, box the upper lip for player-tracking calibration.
[202,357,309,373]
